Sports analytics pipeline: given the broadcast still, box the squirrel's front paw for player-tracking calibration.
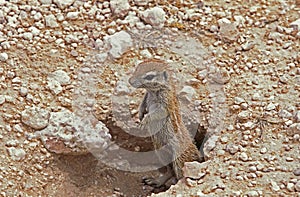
[139,115,150,130]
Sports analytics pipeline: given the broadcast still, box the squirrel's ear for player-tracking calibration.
[163,71,168,80]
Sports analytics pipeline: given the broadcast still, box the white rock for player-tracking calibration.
[266,103,276,111]
[1,41,11,50]
[7,147,26,161]
[234,97,245,105]
[20,87,28,96]
[115,81,130,95]
[234,15,245,27]
[0,0,5,5]
[0,95,5,105]
[53,0,75,9]
[252,92,261,101]
[29,26,40,36]
[278,109,292,119]
[105,31,133,59]
[21,106,50,130]
[290,19,300,31]
[134,0,149,6]
[95,53,108,63]
[48,70,70,85]
[22,32,33,40]
[217,18,231,26]
[295,181,300,192]
[183,161,210,179]
[287,123,300,136]
[33,12,43,21]
[295,111,300,122]
[140,7,166,28]
[246,190,259,197]
[47,78,62,95]
[66,11,80,20]
[0,52,8,61]
[179,86,196,102]
[39,0,52,4]
[110,0,130,18]
[270,180,280,191]
[238,110,252,120]
[45,14,59,28]
[239,152,248,161]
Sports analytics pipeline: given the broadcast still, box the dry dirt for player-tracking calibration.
[0,0,299,197]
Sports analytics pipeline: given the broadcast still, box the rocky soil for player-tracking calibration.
[0,0,299,196]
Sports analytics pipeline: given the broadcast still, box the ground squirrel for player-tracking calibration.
[128,59,202,188]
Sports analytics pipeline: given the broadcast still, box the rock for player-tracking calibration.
[53,0,75,9]
[39,0,52,5]
[237,110,252,120]
[270,180,280,192]
[241,41,255,51]
[95,53,108,63]
[0,95,5,105]
[278,109,293,119]
[105,31,133,59]
[21,106,50,130]
[183,161,210,179]
[294,168,300,176]
[48,70,70,85]
[239,152,248,161]
[295,181,300,192]
[110,0,130,18]
[32,108,111,155]
[218,20,239,42]
[134,0,149,6]
[234,97,245,105]
[115,81,130,95]
[226,144,239,154]
[203,135,219,158]
[66,11,80,20]
[140,7,166,28]
[295,111,300,122]
[45,14,59,28]
[290,19,300,31]
[0,52,8,61]
[287,123,300,136]
[7,147,26,161]
[179,86,196,103]
[47,78,63,95]
[245,190,259,197]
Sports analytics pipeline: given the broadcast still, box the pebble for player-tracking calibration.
[95,53,108,63]
[45,14,59,28]
[0,95,5,105]
[179,86,196,103]
[21,106,50,130]
[246,190,259,197]
[293,168,300,176]
[0,52,8,61]
[295,181,300,192]
[260,147,267,154]
[140,7,166,28]
[53,0,75,9]
[238,110,252,120]
[47,78,62,95]
[286,182,294,192]
[270,181,280,191]
[290,18,300,31]
[234,97,245,105]
[182,161,209,179]
[252,92,261,101]
[104,31,133,59]
[239,152,249,161]
[226,144,239,154]
[66,12,80,20]
[48,70,70,85]
[7,147,26,161]
[295,111,300,122]
[110,0,130,18]
[39,0,52,5]
[115,81,130,95]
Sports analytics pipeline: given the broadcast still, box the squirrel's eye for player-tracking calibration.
[144,74,155,80]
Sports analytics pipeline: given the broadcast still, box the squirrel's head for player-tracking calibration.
[129,59,170,91]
